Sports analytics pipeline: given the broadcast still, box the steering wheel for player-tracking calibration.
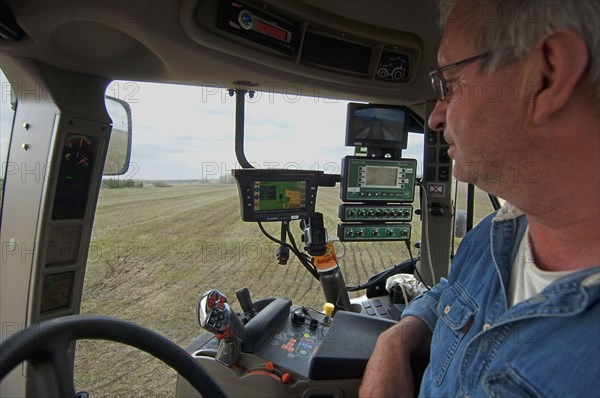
[0,315,227,398]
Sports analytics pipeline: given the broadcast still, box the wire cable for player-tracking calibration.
[417,181,437,286]
[489,194,502,211]
[399,282,409,305]
[257,222,319,279]
[284,221,299,252]
[450,179,459,260]
[346,256,419,292]
[285,222,319,278]
[258,222,293,248]
[405,240,430,290]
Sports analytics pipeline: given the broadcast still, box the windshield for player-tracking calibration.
[104,81,424,179]
[74,81,425,395]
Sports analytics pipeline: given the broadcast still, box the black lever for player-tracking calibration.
[276,222,290,265]
[236,288,256,317]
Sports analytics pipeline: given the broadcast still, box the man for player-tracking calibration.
[360,0,600,397]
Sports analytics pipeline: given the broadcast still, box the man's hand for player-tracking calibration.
[359,316,431,398]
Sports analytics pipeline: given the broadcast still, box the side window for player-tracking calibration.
[0,69,17,218]
[452,181,496,249]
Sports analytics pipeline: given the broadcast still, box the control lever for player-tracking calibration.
[198,290,245,367]
[236,288,257,320]
[302,213,356,314]
[276,223,290,265]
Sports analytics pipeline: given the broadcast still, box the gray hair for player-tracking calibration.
[440,0,600,99]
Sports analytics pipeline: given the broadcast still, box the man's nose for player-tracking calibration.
[428,100,447,131]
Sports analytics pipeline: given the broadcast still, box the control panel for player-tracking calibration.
[255,312,328,378]
[417,103,455,286]
[179,289,399,396]
[338,156,415,242]
[340,157,417,202]
[339,204,412,222]
[217,0,300,55]
[338,223,411,242]
[192,305,329,379]
[187,299,397,382]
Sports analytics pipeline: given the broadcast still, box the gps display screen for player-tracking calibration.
[233,168,321,222]
[254,180,306,213]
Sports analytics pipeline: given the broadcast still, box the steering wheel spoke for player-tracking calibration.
[30,339,76,398]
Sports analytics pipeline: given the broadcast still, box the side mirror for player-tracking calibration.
[103,96,132,175]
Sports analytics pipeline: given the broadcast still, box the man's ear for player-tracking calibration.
[531,29,589,126]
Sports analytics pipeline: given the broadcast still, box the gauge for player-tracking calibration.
[52,134,97,220]
[62,135,94,176]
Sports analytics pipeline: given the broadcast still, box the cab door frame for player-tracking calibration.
[0,57,112,397]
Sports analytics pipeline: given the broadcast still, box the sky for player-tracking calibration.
[1,75,424,180]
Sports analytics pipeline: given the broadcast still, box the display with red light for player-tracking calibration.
[255,19,289,42]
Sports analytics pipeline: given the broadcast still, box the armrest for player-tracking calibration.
[309,311,395,380]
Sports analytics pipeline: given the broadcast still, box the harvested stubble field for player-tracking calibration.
[74,182,492,397]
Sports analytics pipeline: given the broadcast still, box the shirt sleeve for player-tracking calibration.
[400,277,447,332]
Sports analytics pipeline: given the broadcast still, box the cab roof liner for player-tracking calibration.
[0,1,25,41]
[0,0,441,106]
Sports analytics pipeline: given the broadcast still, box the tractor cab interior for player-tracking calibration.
[0,1,498,397]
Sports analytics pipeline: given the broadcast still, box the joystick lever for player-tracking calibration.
[198,290,245,367]
[236,287,257,319]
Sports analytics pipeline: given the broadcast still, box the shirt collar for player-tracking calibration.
[493,201,525,222]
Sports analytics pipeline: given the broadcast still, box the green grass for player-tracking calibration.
[74,182,495,397]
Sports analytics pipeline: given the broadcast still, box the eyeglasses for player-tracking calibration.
[430,52,490,101]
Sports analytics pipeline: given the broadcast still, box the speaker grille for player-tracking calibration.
[301,31,371,74]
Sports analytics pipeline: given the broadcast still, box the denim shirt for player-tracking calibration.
[403,211,600,397]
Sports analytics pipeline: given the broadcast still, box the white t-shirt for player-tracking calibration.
[508,225,574,307]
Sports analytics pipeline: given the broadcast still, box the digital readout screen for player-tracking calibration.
[40,271,75,313]
[254,180,306,212]
[365,166,399,187]
[256,19,289,42]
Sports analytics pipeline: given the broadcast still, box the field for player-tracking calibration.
[73,182,493,397]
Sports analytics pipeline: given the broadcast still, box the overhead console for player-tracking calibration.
[184,0,422,88]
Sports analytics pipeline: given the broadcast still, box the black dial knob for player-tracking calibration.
[292,311,306,325]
